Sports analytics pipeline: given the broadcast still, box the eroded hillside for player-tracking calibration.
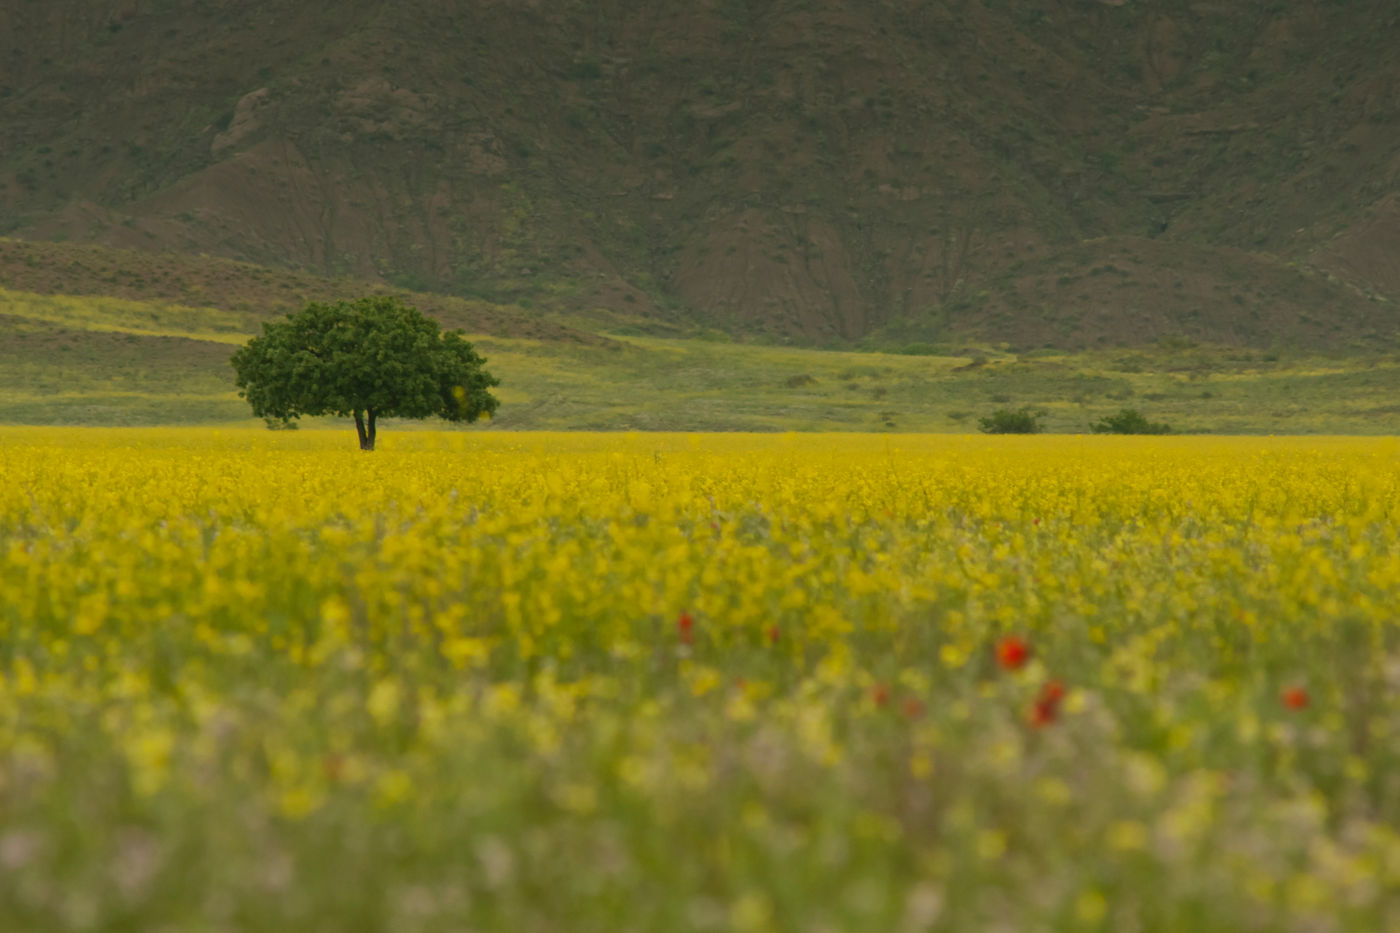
[2,0,1398,345]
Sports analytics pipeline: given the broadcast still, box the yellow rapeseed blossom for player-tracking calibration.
[1,428,1398,930]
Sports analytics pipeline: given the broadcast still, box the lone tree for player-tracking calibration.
[231,296,499,450]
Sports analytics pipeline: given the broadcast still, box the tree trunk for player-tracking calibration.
[353,409,374,451]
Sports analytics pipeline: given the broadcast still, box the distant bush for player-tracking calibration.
[978,407,1043,434]
[568,60,602,80]
[1090,408,1171,435]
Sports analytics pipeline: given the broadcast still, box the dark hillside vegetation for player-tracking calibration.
[0,0,1397,346]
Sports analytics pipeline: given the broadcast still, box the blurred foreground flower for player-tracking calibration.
[996,636,1031,670]
[1029,680,1067,728]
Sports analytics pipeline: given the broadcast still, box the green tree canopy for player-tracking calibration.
[978,407,1043,434]
[231,296,499,449]
[1090,408,1171,435]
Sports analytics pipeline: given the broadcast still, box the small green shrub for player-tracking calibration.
[978,407,1043,434]
[568,60,602,80]
[1090,408,1171,435]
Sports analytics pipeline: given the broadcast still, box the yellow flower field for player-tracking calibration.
[2,428,1399,931]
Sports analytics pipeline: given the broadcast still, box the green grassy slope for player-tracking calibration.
[0,238,612,343]
[4,286,1400,434]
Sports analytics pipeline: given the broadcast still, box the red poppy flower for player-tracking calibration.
[995,636,1031,670]
[901,697,925,719]
[677,611,695,645]
[871,683,891,707]
[1028,679,1067,728]
[766,625,780,645]
[1029,699,1058,728]
[1281,686,1309,710]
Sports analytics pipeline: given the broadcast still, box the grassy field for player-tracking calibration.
[1,428,1398,931]
[4,287,1400,434]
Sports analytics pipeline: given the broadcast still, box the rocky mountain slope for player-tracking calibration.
[2,0,1398,346]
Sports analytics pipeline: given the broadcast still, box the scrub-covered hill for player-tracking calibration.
[2,0,1398,346]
